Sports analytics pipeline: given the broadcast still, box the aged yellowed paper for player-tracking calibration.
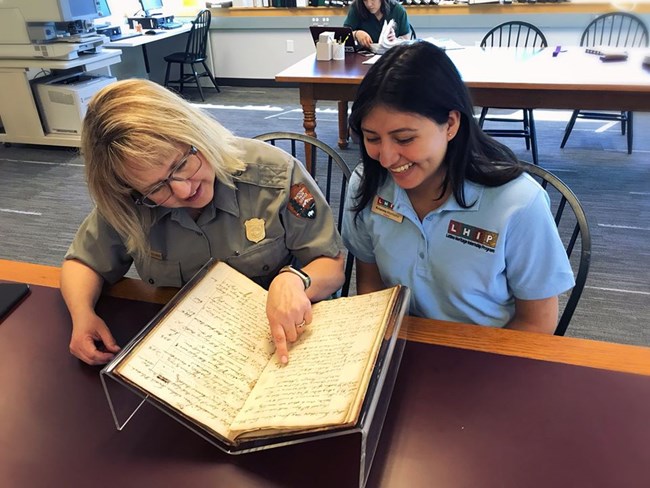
[115,262,399,442]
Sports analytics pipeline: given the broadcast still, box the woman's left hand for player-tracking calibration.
[266,272,313,365]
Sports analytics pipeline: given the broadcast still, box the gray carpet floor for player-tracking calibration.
[1,85,648,346]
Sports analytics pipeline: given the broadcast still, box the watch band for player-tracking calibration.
[279,265,311,290]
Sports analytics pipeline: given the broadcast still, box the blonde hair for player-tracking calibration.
[80,79,245,260]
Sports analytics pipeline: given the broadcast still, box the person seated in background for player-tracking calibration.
[344,0,411,49]
[61,79,345,366]
[342,41,575,334]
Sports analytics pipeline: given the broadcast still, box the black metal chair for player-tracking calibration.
[479,21,548,166]
[163,9,220,102]
[560,13,649,155]
[253,132,354,297]
[520,162,592,336]
[410,23,417,40]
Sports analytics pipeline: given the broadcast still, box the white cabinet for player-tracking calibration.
[0,49,121,147]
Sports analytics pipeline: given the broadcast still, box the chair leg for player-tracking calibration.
[179,64,185,93]
[191,63,205,102]
[337,101,349,149]
[523,109,531,150]
[164,62,172,88]
[529,110,539,166]
[627,111,633,155]
[621,111,626,135]
[478,107,488,128]
[201,62,221,93]
[560,110,580,148]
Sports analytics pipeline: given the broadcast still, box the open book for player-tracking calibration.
[109,261,408,445]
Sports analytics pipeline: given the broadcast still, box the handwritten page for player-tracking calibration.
[113,261,403,444]
[115,263,274,440]
[230,287,397,436]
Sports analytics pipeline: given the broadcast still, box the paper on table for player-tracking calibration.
[423,37,465,51]
[371,19,406,54]
[362,54,382,65]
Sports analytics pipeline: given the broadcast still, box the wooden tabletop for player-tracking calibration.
[277,46,650,89]
[2,259,650,376]
[276,47,650,111]
[276,51,372,84]
[448,46,650,93]
[0,259,177,305]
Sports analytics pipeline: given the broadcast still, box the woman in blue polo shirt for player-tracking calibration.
[342,42,575,333]
[343,0,410,49]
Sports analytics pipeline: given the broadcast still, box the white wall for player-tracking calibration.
[211,29,317,80]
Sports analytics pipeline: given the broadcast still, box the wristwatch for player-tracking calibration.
[279,265,311,290]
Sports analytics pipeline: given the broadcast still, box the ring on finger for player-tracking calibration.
[296,319,306,329]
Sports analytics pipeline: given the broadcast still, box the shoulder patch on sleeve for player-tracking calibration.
[287,183,316,219]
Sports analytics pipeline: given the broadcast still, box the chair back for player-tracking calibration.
[520,162,592,336]
[481,21,548,48]
[253,132,354,296]
[580,12,649,48]
[185,9,211,59]
[409,23,417,40]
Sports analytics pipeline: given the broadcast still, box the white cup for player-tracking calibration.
[332,43,345,61]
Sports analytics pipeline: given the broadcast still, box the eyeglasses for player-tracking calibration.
[133,145,200,208]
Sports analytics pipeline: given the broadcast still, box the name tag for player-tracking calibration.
[371,195,403,223]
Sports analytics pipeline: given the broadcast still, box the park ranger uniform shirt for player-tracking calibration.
[66,138,344,289]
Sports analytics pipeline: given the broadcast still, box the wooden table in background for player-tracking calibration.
[276,47,650,149]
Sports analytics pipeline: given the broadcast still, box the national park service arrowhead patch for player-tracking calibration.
[287,183,316,219]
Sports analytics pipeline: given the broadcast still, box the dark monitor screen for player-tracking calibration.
[139,0,164,15]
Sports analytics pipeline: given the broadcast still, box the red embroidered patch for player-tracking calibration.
[287,183,316,219]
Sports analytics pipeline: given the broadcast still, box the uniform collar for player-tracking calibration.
[213,179,239,217]
[147,179,240,226]
[378,176,484,214]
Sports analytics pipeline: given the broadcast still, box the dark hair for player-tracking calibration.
[354,0,397,21]
[348,41,522,218]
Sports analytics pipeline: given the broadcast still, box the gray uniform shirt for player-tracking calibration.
[65,138,345,289]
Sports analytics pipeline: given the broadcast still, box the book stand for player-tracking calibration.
[100,261,410,487]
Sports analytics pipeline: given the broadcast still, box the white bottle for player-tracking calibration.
[316,40,332,61]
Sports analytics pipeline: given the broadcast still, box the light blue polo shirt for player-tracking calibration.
[342,167,575,326]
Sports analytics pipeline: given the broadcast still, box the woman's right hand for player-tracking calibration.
[61,259,120,365]
[69,311,121,365]
[355,30,372,48]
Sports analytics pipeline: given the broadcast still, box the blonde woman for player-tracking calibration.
[62,79,345,366]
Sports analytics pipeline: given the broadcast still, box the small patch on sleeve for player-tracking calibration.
[287,183,317,219]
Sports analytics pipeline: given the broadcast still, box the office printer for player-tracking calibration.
[32,73,116,135]
[0,0,106,60]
